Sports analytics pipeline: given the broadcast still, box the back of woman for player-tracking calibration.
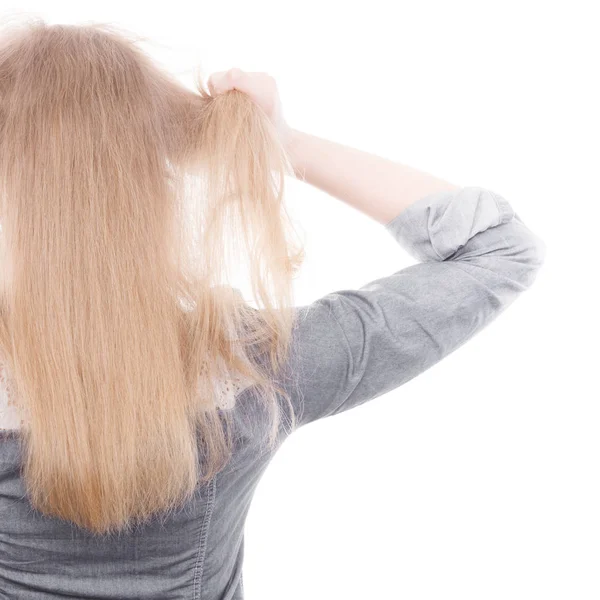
[0,18,545,600]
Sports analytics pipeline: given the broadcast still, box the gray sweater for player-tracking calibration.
[0,186,546,599]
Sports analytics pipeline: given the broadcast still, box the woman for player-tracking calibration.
[0,19,545,600]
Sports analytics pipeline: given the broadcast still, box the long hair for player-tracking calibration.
[0,17,304,535]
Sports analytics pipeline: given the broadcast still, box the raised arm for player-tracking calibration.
[207,69,546,430]
[281,184,546,428]
[278,123,545,428]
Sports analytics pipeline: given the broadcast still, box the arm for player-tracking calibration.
[207,68,458,226]
[205,69,546,430]
[284,128,460,225]
[277,185,546,429]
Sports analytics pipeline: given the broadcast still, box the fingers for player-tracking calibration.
[205,68,286,137]
[207,68,275,98]
[207,68,245,96]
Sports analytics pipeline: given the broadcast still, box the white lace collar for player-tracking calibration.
[0,362,21,431]
[0,361,251,433]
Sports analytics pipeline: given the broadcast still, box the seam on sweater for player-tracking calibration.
[193,474,217,600]
[328,305,363,415]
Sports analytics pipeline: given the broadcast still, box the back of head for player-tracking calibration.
[0,17,304,535]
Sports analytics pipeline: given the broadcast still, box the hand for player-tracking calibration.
[207,68,294,147]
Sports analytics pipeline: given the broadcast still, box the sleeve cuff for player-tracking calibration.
[384,186,516,262]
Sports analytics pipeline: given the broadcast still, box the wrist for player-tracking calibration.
[281,128,305,176]
[280,126,298,152]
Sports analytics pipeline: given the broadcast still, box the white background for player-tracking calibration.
[1,2,598,599]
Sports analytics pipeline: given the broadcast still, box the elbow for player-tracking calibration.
[528,233,547,286]
[461,215,547,291]
[531,233,547,269]
[516,220,546,263]
[510,226,547,289]
[517,207,546,261]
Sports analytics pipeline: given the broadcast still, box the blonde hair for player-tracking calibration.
[0,17,304,535]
